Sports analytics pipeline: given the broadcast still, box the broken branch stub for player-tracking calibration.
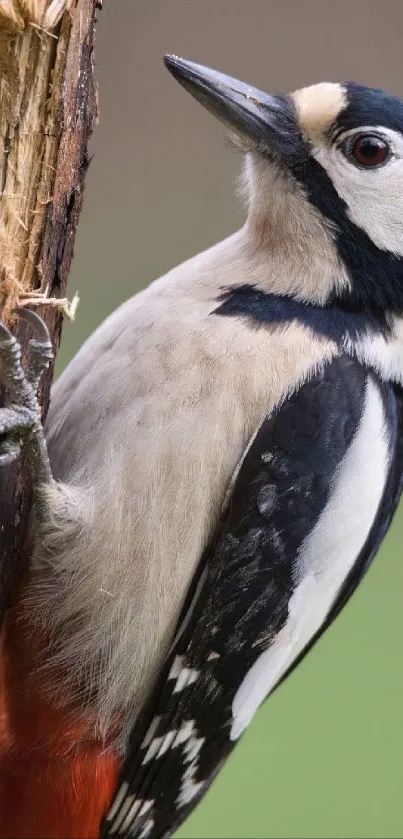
[0,0,99,618]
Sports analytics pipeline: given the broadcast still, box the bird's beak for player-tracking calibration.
[163,55,300,157]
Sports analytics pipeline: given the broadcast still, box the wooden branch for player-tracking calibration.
[0,0,99,618]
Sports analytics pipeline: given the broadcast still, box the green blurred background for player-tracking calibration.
[57,2,403,836]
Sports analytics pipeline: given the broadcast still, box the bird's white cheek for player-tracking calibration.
[312,146,403,257]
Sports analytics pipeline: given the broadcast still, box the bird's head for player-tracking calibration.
[164,55,403,320]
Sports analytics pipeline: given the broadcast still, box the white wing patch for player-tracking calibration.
[347,316,403,386]
[231,377,388,740]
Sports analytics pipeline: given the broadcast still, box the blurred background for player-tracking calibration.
[59,2,403,837]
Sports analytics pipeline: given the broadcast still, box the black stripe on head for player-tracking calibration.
[338,82,403,135]
[288,153,403,320]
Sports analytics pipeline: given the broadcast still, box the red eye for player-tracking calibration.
[346,134,390,168]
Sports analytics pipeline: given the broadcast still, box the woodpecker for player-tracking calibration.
[1,56,403,839]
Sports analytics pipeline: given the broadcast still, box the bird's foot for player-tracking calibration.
[0,309,53,485]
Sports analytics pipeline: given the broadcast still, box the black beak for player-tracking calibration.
[163,55,301,158]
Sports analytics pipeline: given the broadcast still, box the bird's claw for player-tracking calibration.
[0,310,53,483]
[13,307,54,391]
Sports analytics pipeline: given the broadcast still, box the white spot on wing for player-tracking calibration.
[183,736,206,763]
[158,729,177,756]
[119,799,154,837]
[110,793,135,834]
[118,797,138,833]
[177,761,204,808]
[143,721,197,765]
[106,781,129,821]
[141,715,161,749]
[138,800,154,818]
[169,655,185,679]
[257,483,277,516]
[231,377,388,740]
[138,818,155,838]
[173,667,200,693]
[207,651,220,661]
[173,719,195,746]
[142,736,164,765]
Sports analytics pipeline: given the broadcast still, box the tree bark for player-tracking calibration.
[0,0,99,619]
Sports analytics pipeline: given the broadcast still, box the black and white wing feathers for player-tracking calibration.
[102,354,403,839]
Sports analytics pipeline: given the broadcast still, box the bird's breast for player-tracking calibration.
[37,262,338,739]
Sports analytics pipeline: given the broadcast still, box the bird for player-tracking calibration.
[1,54,403,839]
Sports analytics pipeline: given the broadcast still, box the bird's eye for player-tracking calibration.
[342,133,391,168]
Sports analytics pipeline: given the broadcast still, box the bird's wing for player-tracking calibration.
[102,354,403,839]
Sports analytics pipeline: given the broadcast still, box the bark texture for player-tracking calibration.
[0,0,99,619]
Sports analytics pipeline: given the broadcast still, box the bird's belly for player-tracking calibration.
[35,314,336,742]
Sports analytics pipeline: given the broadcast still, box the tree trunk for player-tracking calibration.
[0,0,99,619]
